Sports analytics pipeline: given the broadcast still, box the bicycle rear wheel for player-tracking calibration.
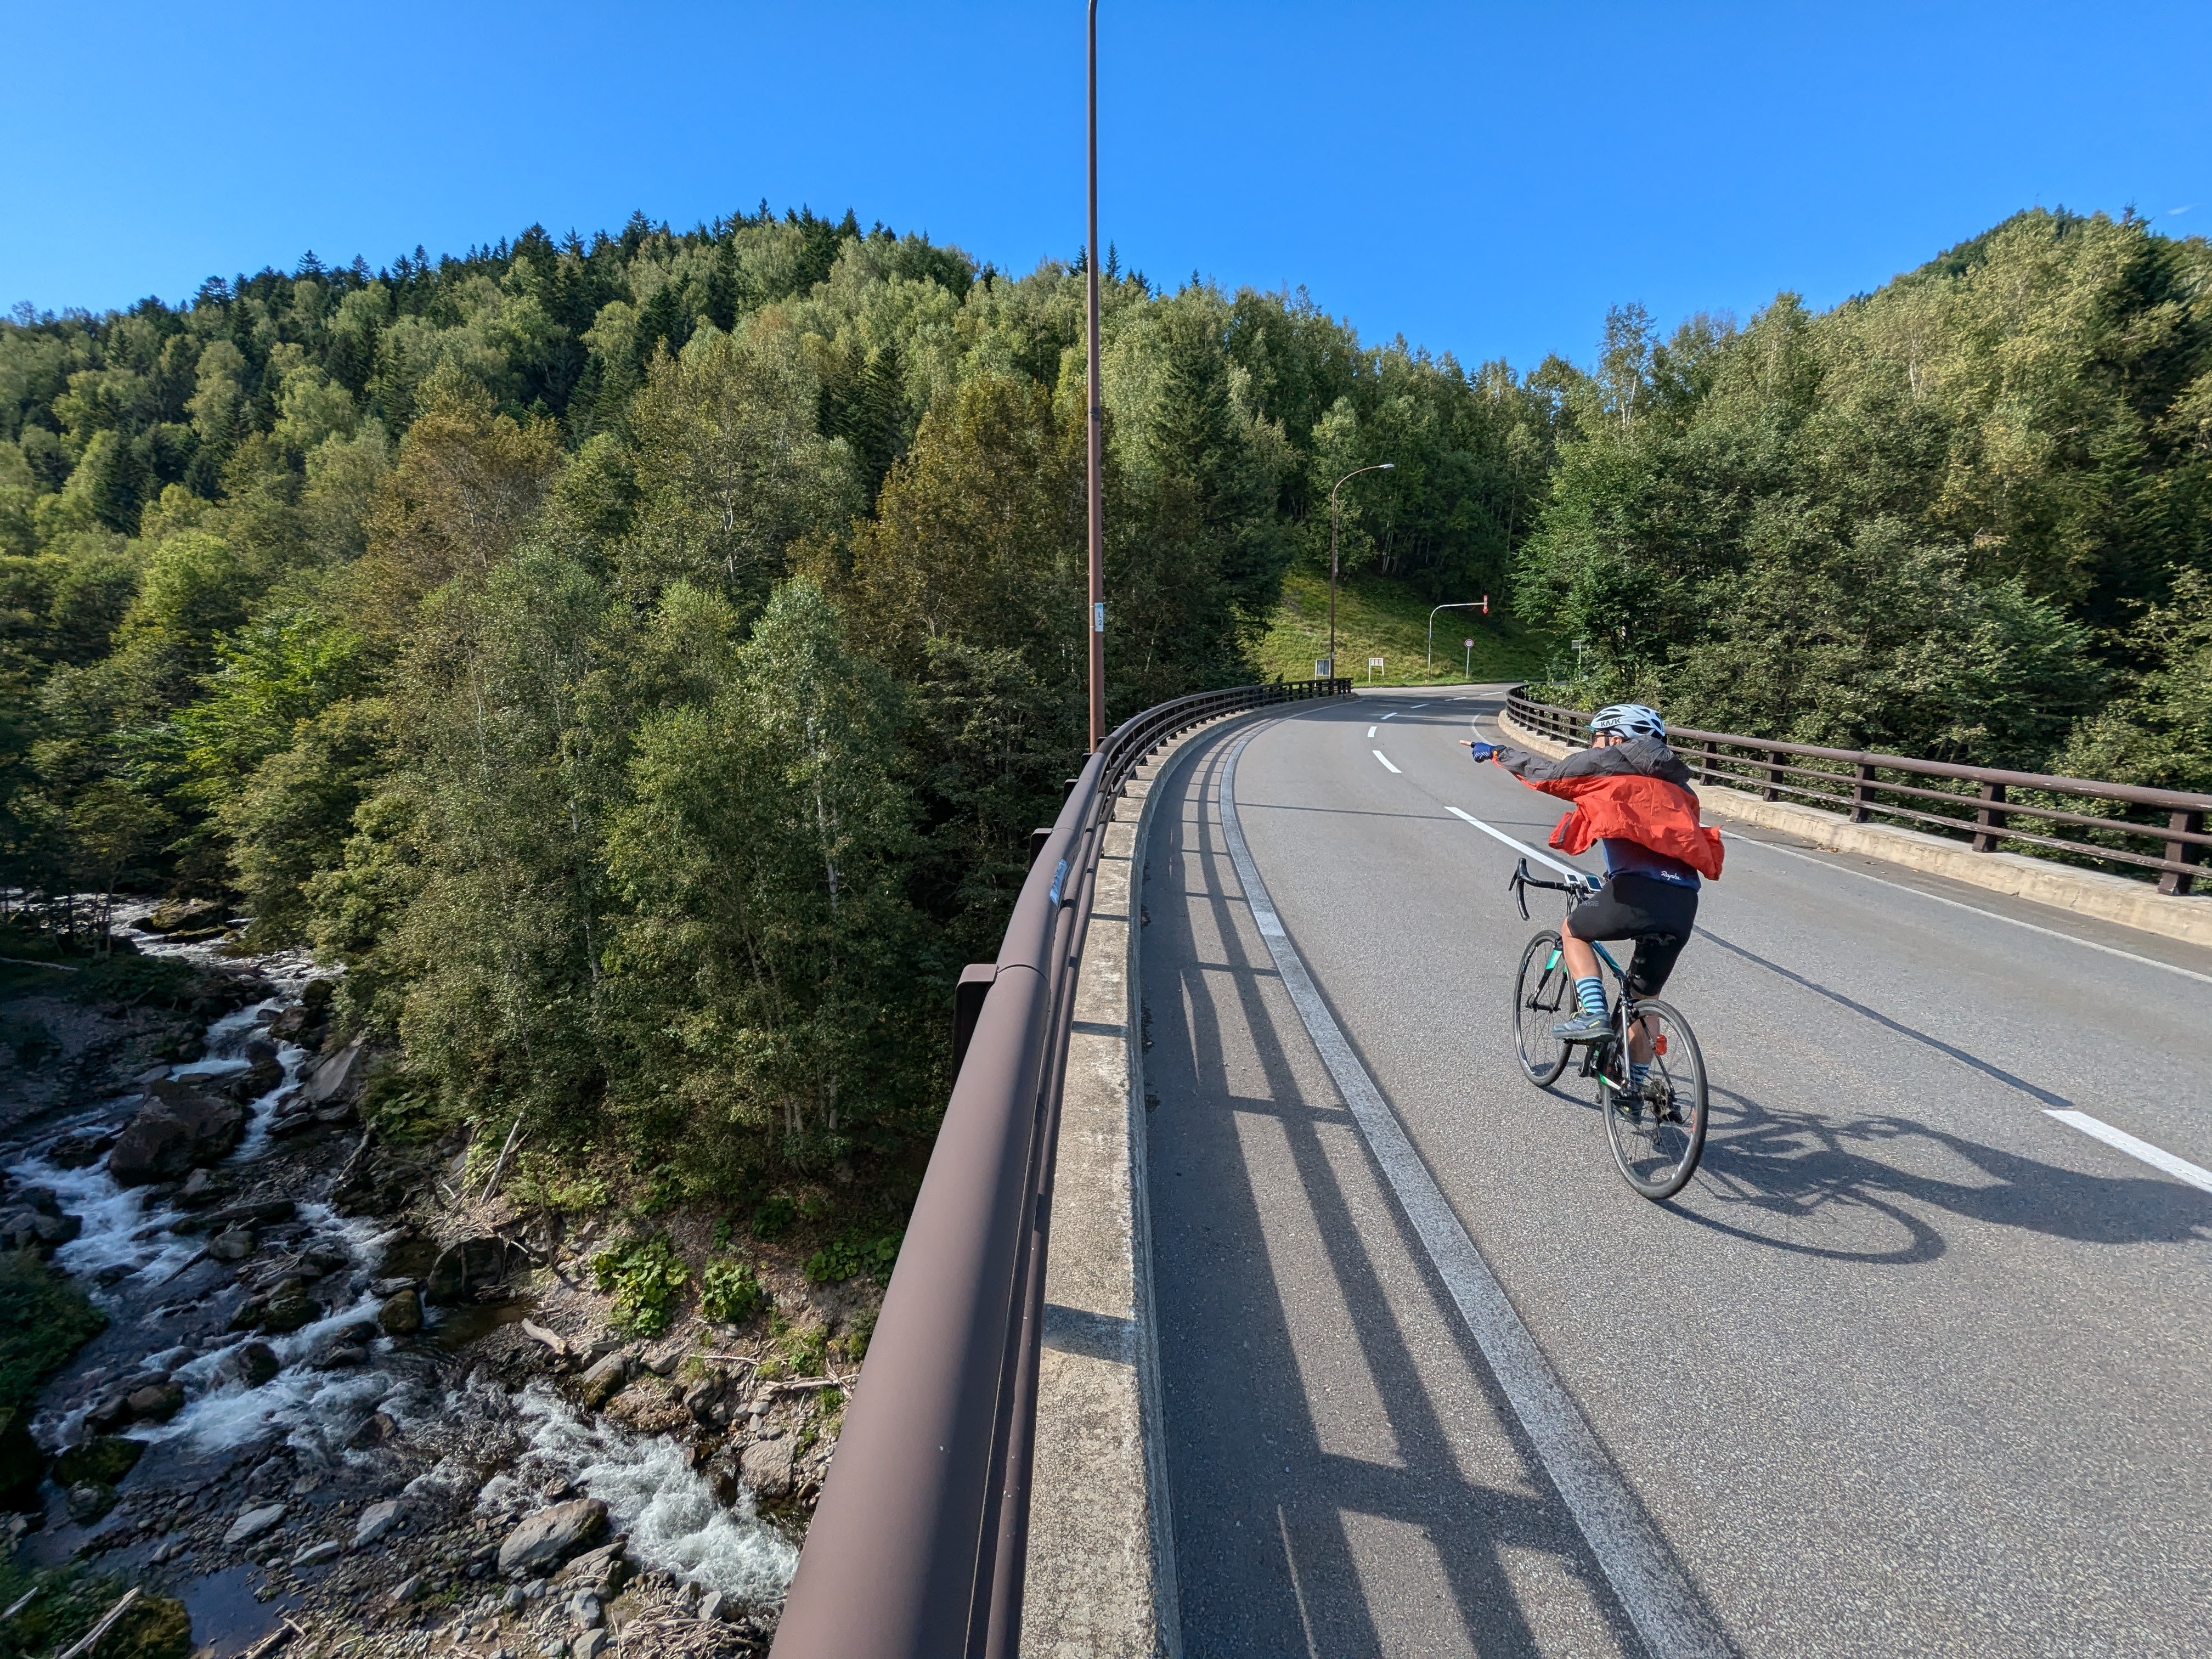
[1511,930,1575,1085]
[1601,998,1708,1200]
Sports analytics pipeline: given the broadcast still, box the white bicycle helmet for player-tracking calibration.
[1588,702,1666,741]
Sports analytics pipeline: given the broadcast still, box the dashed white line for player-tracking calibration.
[1380,712,1397,720]
[1220,734,1731,1659]
[2046,1110,2212,1194]
[1367,725,1377,737]
[1372,751,1401,774]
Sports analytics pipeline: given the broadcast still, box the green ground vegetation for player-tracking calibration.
[1254,567,1548,686]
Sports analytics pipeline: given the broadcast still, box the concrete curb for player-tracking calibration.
[1494,709,2212,950]
[1024,709,1265,1659]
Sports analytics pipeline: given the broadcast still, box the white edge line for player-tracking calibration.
[1367,725,1376,737]
[1372,751,1401,774]
[1219,732,1729,1659]
[1717,830,2212,988]
[2046,1110,2212,1195]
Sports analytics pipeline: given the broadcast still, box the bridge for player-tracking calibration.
[775,682,2212,1658]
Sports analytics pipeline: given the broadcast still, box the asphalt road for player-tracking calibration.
[1142,686,2212,1658]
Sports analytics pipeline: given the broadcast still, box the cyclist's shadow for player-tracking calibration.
[1677,1088,2212,1263]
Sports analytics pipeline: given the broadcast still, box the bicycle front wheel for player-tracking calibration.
[1602,998,1708,1200]
[1511,930,1575,1086]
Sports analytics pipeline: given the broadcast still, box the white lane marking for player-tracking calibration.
[1218,733,1730,1659]
[1380,712,1398,720]
[2046,1110,2212,1195]
[1373,751,1401,774]
[1367,725,1377,737]
[1719,831,2212,989]
[1443,805,1589,884]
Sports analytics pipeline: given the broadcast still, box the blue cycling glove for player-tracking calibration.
[1465,741,1497,762]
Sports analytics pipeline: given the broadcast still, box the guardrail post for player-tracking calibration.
[1701,740,1719,787]
[951,964,998,1077]
[1972,781,2010,852]
[1850,762,1874,823]
[1763,749,1784,802]
[2160,809,2203,896]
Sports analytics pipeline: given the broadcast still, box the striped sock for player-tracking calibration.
[1574,977,1605,1017]
[1630,1062,1651,1087]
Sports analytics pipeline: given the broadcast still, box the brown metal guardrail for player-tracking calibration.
[1504,689,2212,897]
[774,675,1351,1659]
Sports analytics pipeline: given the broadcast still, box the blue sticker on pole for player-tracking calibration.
[1047,858,1068,907]
[1093,602,1105,633]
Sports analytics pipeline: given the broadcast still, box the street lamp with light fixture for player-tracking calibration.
[1326,462,1393,681]
[1085,0,1105,751]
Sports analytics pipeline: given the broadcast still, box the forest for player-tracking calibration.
[0,205,1551,1205]
[0,202,2205,1203]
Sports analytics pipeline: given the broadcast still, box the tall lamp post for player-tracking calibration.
[1326,462,1393,680]
[1085,0,1105,751]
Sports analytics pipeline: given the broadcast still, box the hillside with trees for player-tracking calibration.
[1514,208,2212,787]
[0,207,1549,1206]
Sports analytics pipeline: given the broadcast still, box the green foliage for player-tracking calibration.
[0,1249,106,1417]
[804,1224,904,1285]
[1514,211,2211,766]
[699,1257,770,1324]
[757,1318,830,1382]
[590,1234,689,1336]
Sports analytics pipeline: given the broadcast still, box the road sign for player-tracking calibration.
[1314,657,1332,679]
[1464,638,1474,649]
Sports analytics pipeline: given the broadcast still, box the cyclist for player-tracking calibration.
[1460,703,1723,1093]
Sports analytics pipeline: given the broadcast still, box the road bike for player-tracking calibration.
[1508,857,1709,1200]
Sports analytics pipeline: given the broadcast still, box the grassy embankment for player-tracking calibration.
[1253,569,1548,687]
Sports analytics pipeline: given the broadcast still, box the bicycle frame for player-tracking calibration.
[1508,858,1649,1090]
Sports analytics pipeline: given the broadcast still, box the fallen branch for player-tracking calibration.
[479,1116,524,1203]
[519,1319,568,1358]
[0,1587,35,1622]
[755,1373,851,1396]
[55,1587,139,1659]
[156,1246,209,1286]
[0,956,77,972]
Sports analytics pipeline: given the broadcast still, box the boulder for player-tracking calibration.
[377,1288,424,1335]
[292,1538,342,1568]
[740,1435,796,1498]
[578,1353,628,1410]
[178,1167,223,1207]
[497,1498,608,1577]
[352,1498,402,1549]
[228,1341,281,1389]
[13,1186,59,1216]
[426,1237,509,1306]
[223,1502,287,1545]
[0,1408,45,1509]
[55,1436,143,1489]
[207,1226,255,1263]
[42,1128,116,1169]
[303,1037,368,1106]
[125,1381,184,1423]
[259,1279,319,1335]
[108,1085,246,1187]
[641,1340,686,1376]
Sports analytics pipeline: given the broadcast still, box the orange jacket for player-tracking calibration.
[1492,737,1725,881]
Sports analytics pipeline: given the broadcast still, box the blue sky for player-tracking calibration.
[3,1,2205,371]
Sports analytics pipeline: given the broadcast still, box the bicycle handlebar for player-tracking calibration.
[1508,856,1594,921]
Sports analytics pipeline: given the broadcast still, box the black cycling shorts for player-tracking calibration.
[1563,872,1699,997]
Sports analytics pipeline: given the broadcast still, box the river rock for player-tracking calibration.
[353,1498,402,1548]
[497,1498,608,1577]
[641,1340,686,1376]
[224,1502,287,1545]
[108,1084,247,1186]
[426,1237,509,1306]
[208,1226,255,1262]
[259,1279,319,1334]
[293,1538,342,1568]
[43,1128,116,1169]
[122,1381,184,1423]
[579,1353,628,1409]
[697,1590,730,1622]
[574,1634,610,1659]
[54,1435,143,1487]
[378,1288,424,1335]
[304,1037,369,1105]
[178,1167,224,1206]
[228,1341,281,1388]
[740,1435,796,1498]
[142,898,225,935]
